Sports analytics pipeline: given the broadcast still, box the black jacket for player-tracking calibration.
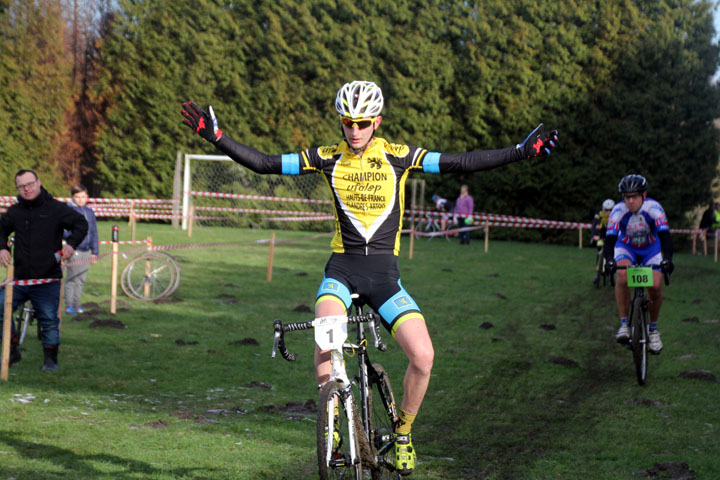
[0,187,88,280]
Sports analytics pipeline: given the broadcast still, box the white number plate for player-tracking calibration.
[313,315,348,350]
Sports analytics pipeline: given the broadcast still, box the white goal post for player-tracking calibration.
[176,152,333,230]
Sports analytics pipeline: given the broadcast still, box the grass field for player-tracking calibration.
[1,221,718,479]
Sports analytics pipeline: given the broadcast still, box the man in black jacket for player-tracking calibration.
[0,169,88,371]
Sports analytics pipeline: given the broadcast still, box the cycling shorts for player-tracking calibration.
[614,242,662,266]
[315,253,423,337]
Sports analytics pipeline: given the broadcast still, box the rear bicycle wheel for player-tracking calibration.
[631,296,648,385]
[368,364,401,480]
[317,381,363,480]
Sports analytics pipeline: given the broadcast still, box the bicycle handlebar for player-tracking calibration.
[271,313,381,362]
[610,265,670,287]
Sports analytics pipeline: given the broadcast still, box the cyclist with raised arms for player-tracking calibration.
[603,175,674,354]
[181,81,558,476]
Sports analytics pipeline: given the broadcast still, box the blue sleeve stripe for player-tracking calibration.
[423,152,441,173]
[281,154,300,175]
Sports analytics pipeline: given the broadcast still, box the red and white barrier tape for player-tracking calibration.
[194,206,330,216]
[189,190,333,205]
[263,216,335,222]
[99,239,148,245]
[0,196,177,205]
[0,277,60,287]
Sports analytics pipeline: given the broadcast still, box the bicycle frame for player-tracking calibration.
[612,264,669,385]
[271,297,396,477]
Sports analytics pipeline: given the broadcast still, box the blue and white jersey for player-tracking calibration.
[606,197,669,251]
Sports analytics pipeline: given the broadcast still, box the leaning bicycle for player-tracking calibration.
[272,296,401,480]
[612,265,670,385]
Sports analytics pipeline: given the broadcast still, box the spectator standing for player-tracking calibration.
[64,184,99,315]
[454,184,474,245]
[0,170,88,371]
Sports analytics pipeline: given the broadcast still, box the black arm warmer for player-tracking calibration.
[658,230,673,260]
[438,145,525,173]
[603,235,617,261]
[214,134,283,174]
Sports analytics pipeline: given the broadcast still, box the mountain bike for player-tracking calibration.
[612,265,670,385]
[272,295,402,480]
[414,211,451,241]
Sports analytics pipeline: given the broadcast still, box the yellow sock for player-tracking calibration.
[395,409,416,435]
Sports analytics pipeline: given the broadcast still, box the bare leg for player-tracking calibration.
[393,317,434,414]
[314,299,346,386]
[614,259,632,318]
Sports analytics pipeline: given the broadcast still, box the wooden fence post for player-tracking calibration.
[267,232,275,282]
[484,222,489,253]
[409,227,415,260]
[1,265,14,381]
[188,206,195,238]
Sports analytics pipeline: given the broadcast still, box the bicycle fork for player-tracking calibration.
[325,351,361,469]
[325,384,361,469]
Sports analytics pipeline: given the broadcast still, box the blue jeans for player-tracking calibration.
[0,282,61,346]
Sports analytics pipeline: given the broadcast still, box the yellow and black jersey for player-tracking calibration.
[591,210,610,238]
[215,134,525,256]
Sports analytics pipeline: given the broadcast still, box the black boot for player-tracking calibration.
[41,346,59,372]
[9,336,22,366]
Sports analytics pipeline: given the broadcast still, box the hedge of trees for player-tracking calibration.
[1,0,719,227]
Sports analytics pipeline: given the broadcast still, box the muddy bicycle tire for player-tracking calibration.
[317,381,363,480]
[631,296,648,385]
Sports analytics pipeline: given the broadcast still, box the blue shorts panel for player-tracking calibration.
[315,253,422,335]
[614,242,662,266]
[315,276,352,310]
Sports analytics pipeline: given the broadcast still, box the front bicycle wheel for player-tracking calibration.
[317,381,363,480]
[14,303,32,345]
[631,296,648,385]
[368,364,401,480]
[121,252,180,301]
[593,251,607,288]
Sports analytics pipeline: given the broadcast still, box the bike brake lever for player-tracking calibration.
[271,319,282,358]
[368,316,387,352]
[271,330,280,358]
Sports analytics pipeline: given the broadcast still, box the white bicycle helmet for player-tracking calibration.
[335,81,384,119]
[602,199,615,210]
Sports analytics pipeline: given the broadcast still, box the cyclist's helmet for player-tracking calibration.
[432,194,439,202]
[335,81,384,119]
[602,199,615,210]
[618,174,648,194]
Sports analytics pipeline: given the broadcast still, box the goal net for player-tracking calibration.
[179,154,334,230]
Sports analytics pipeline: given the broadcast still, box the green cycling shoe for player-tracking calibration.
[394,433,416,476]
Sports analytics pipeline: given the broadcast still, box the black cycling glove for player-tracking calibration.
[605,259,617,275]
[181,101,223,143]
[660,258,674,275]
[516,124,559,158]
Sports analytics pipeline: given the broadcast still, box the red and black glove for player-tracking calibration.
[517,123,559,158]
[181,101,223,143]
